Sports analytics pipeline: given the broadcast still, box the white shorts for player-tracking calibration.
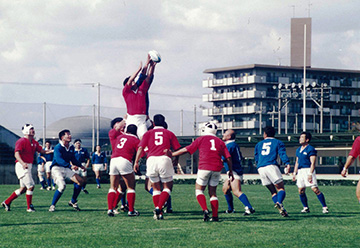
[258,164,283,186]
[93,163,105,171]
[51,166,76,185]
[15,162,35,188]
[109,157,134,176]
[37,164,45,173]
[196,170,221,187]
[296,168,318,188]
[227,171,243,182]
[126,114,147,139]
[73,163,87,177]
[146,156,174,183]
[45,161,52,173]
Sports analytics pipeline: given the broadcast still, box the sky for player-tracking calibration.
[0,0,360,136]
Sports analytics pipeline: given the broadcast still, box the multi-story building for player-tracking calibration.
[202,64,360,135]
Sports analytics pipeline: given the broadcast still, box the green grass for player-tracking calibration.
[0,183,359,248]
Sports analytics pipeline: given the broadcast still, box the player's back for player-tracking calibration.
[187,135,229,172]
[255,137,288,168]
[140,127,180,157]
[111,133,139,162]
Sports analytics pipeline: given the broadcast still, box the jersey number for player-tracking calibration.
[210,139,217,151]
[261,142,271,155]
[117,138,127,149]
[155,132,163,146]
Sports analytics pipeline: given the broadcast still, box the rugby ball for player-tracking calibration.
[148,50,161,63]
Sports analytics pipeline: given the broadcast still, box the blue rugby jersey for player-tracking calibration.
[254,137,290,169]
[91,151,107,164]
[296,144,317,169]
[223,140,243,175]
[74,147,90,164]
[51,142,81,169]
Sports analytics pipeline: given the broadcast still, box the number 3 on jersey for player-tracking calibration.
[117,138,127,149]
[261,142,271,155]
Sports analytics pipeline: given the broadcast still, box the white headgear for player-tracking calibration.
[22,124,34,135]
[201,122,217,136]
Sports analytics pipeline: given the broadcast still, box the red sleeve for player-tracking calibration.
[170,132,181,151]
[36,141,43,153]
[222,144,231,159]
[14,139,23,153]
[349,137,360,158]
[186,138,199,155]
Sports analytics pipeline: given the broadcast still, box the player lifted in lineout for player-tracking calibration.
[172,122,234,222]
[122,54,157,139]
[254,126,290,217]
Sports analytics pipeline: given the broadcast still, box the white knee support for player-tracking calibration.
[163,188,171,195]
[26,190,33,195]
[15,189,22,196]
[127,189,135,194]
[210,196,218,201]
[108,189,117,193]
[57,183,66,193]
[195,189,204,196]
[153,190,161,196]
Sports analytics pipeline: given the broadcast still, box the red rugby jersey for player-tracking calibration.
[111,133,139,162]
[122,81,149,115]
[15,137,42,163]
[186,135,230,172]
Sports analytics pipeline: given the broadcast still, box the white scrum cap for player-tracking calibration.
[22,124,34,135]
[201,122,217,135]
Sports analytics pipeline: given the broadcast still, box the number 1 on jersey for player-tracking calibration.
[210,139,217,151]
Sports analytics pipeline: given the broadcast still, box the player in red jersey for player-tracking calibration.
[134,114,180,220]
[107,122,140,217]
[172,122,234,222]
[2,124,52,212]
[123,55,156,139]
[341,136,360,203]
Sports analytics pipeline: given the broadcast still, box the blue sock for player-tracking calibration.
[272,194,278,204]
[167,195,172,209]
[40,180,46,188]
[317,193,327,207]
[121,193,127,206]
[71,183,82,203]
[299,193,308,208]
[51,190,62,206]
[277,190,286,204]
[239,193,253,209]
[149,187,153,195]
[96,178,100,186]
[224,193,234,211]
[82,182,87,190]
[52,179,56,187]
[47,179,51,187]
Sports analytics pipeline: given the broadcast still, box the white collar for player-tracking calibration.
[225,139,235,144]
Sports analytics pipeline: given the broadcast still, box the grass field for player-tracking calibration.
[0,183,359,248]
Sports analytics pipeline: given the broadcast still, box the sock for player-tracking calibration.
[107,189,116,210]
[149,187,153,195]
[152,191,161,208]
[157,189,170,209]
[40,180,46,188]
[166,195,172,210]
[26,190,33,208]
[71,183,81,203]
[82,182,87,190]
[121,192,127,206]
[299,193,308,208]
[239,193,253,209]
[115,189,123,208]
[5,190,22,205]
[196,192,208,211]
[210,197,219,217]
[52,179,56,187]
[47,179,52,187]
[272,194,278,204]
[277,190,286,204]
[317,193,327,207]
[96,178,100,186]
[224,192,234,211]
[51,190,63,206]
[127,190,136,212]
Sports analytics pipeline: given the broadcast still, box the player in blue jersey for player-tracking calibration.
[92,145,108,189]
[292,132,328,213]
[37,155,46,190]
[73,139,90,194]
[254,126,290,217]
[222,129,255,215]
[49,129,85,212]
[43,141,56,190]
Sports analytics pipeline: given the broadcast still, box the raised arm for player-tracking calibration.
[127,62,143,88]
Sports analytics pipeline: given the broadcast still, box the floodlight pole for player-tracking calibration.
[320,84,324,133]
[43,102,46,145]
[97,82,100,147]
[278,90,281,134]
[303,24,307,132]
